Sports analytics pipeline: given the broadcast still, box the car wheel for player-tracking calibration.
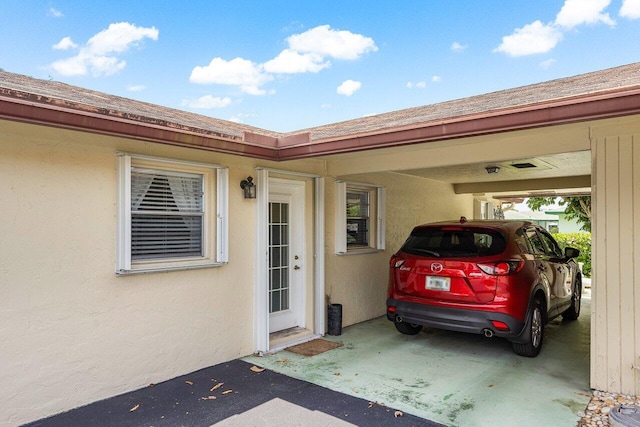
[562,275,582,321]
[512,298,544,357]
[394,321,423,335]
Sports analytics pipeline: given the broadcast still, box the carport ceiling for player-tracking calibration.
[394,151,591,198]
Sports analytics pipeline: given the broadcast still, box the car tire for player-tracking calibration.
[512,298,544,357]
[562,275,582,321]
[394,321,423,335]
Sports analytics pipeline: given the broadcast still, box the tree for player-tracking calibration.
[526,196,591,232]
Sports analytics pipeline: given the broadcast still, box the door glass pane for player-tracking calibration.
[269,202,290,314]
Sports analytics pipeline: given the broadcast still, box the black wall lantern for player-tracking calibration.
[240,176,256,199]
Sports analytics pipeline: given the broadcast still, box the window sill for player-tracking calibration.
[116,261,226,275]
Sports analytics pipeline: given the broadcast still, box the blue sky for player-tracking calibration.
[1,1,639,132]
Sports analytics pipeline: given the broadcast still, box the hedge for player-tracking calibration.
[552,232,592,278]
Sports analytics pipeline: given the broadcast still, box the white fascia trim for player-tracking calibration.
[216,168,229,263]
[254,168,270,354]
[314,177,326,336]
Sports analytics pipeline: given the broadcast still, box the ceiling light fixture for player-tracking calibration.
[485,166,500,174]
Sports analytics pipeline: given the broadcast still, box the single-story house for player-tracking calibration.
[503,209,560,232]
[1,62,639,425]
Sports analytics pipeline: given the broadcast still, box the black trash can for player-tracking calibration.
[327,303,343,336]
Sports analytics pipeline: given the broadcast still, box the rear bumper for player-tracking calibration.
[386,298,526,341]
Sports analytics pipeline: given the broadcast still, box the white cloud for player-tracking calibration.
[190,57,273,95]
[85,22,159,56]
[432,75,441,82]
[287,25,377,60]
[228,112,258,123]
[337,80,361,96]
[183,95,232,109]
[50,22,158,77]
[190,25,376,95]
[127,84,145,92]
[620,0,640,18]
[555,0,615,28]
[53,36,77,50]
[406,81,426,89]
[48,8,63,18]
[494,20,563,57]
[263,49,329,74]
[451,42,468,52]
[539,58,557,69]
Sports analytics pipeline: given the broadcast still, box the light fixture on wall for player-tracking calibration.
[485,166,500,174]
[240,176,256,199]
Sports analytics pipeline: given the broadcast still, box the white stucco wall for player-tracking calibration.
[324,172,473,327]
[0,120,322,426]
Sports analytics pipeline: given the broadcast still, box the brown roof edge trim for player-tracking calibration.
[277,89,640,160]
[0,97,278,160]
[243,131,311,148]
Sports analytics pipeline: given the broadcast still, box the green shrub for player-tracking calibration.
[552,232,592,278]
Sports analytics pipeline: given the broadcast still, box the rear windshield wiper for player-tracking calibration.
[409,248,441,257]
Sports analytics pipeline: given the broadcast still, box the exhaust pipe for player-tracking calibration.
[482,328,494,338]
[396,315,403,323]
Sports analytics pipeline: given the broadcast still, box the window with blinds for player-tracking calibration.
[131,168,204,260]
[117,153,229,274]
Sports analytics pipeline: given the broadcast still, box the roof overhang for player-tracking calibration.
[2,86,640,162]
[277,87,640,160]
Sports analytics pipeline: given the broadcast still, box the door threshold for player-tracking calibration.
[268,327,319,353]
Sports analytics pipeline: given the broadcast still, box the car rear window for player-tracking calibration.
[400,227,507,258]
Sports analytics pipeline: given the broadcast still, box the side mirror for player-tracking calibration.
[565,247,580,259]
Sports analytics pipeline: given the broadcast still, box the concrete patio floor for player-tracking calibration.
[245,290,592,427]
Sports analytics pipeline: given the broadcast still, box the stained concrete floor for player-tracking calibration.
[245,290,591,427]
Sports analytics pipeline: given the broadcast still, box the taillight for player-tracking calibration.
[491,320,510,331]
[390,256,406,268]
[477,260,524,275]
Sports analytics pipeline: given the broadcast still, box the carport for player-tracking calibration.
[289,62,640,400]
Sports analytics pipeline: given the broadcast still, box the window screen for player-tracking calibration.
[346,190,370,246]
[131,168,204,260]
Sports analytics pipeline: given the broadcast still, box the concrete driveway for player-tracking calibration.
[245,290,591,427]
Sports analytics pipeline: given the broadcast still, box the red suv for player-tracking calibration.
[386,219,582,357]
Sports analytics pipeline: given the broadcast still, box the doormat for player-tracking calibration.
[285,339,343,357]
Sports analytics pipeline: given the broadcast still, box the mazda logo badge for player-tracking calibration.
[431,263,443,273]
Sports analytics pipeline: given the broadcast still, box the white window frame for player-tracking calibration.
[117,153,228,274]
[335,181,385,255]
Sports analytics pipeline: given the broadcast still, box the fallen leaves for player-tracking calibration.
[201,396,217,400]
[222,390,233,395]
[185,381,193,386]
[394,411,403,418]
[130,404,140,412]
[250,366,265,373]
[210,383,224,392]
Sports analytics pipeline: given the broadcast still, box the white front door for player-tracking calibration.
[268,178,305,333]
